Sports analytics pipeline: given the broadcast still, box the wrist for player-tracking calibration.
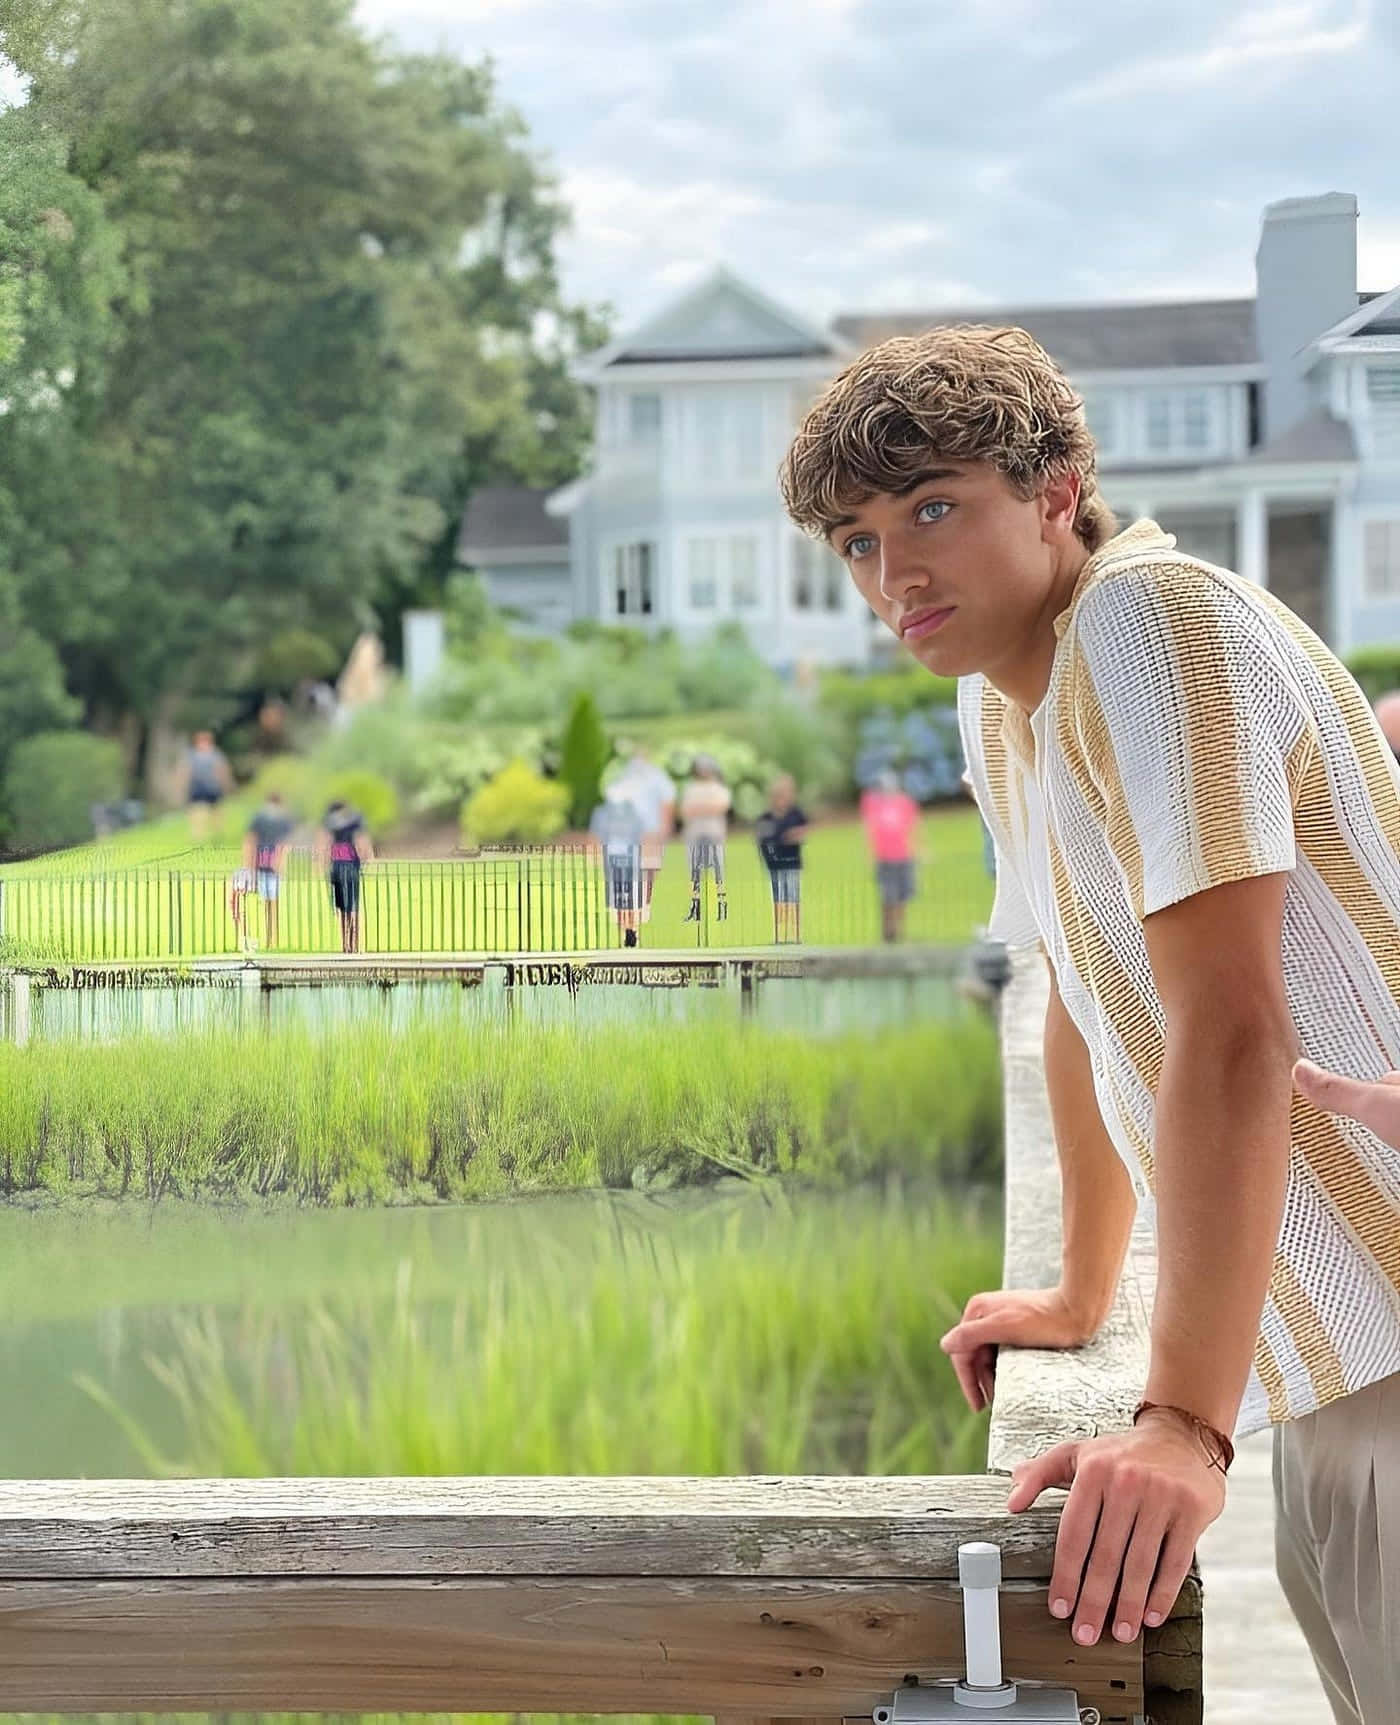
[1133,1399,1235,1475]
[1053,1282,1109,1343]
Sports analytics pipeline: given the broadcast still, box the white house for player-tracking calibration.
[459,192,1400,665]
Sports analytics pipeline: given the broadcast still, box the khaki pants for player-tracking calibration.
[1273,1371,1400,1725]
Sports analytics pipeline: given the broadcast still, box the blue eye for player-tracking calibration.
[844,534,875,559]
[917,500,952,523]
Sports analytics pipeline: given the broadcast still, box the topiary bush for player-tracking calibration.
[462,760,569,846]
[5,731,126,853]
[558,691,613,829]
[324,770,399,837]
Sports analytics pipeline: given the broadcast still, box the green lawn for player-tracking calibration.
[0,808,993,961]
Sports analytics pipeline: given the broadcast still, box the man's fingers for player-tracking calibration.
[1107,1509,1171,1643]
[940,1313,1025,1354]
[1070,1478,1139,1646]
[1143,1522,1199,1631]
[1044,1459,1099,1618]
[947,1347,985,1413]
[1007,1441,1077,1514]
[1293,1058,1400,1141]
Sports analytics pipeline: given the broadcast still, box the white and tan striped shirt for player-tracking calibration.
[960,519,1400,1437]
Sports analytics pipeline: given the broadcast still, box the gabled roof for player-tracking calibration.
[456,486,569,564]
[834,298,1260,370]
[1311,281,1400,352]
[581,267,845,372]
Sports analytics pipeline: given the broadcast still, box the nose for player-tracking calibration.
[878,534,933,606]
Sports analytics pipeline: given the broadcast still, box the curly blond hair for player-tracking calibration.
[779,325,1116,551]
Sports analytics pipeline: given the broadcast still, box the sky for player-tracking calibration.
[355,0,1400,334]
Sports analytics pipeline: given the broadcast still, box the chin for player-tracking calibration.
[906,635,976,679]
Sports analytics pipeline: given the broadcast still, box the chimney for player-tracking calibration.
[1254,193,1357,442]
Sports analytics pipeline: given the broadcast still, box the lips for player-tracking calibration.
[899,605,955,641]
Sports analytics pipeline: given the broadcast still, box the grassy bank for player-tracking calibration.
[0,1010,1001,1204]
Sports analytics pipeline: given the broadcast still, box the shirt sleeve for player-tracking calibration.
[1072,566,1317,919]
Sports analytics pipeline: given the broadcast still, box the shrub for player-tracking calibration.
[1343,644,1400,706]
[558,692,613,829]
[324,770,399,836]
[4,731,126,853]
[819,664,960,724]
[462,760,569,846]
[253,628,343,693]
[855,708,967,802]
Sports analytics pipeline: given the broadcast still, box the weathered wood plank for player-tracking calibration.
[0,1475,1073,1580]
[988,954,1154,1474]
[990,952,1201,1722]
[0,1577,1142,1717]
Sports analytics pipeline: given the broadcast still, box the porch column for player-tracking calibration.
[1238,489,1268,586]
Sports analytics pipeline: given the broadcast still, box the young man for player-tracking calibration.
[754,774,808,944]
[780,326,1400,1724]
[317,799,373,954]
[860,768,919,942]
[611,747,675,917]
[679,755,730,925]
[234,789,294,950]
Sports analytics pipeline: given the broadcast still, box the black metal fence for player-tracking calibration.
[0,843,988,963]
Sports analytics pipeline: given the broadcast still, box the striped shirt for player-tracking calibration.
[960,519,1400,1437]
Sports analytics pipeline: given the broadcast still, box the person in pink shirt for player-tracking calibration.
[860,769,920,942]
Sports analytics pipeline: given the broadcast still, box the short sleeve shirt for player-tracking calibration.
[958,520,1400,1438]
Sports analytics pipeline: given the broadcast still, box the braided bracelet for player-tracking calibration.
[1133,1399,1235,1475]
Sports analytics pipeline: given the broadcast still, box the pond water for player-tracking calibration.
[0,1179,999,1480]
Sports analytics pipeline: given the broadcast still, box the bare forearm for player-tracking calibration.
[1146,1024,1293,1434]
[1044,975,1138,1335]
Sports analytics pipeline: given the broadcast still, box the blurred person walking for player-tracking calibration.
[589,782,646,948]
[317,799,373,954]
[231,789,294,950]
[679,754,730,925]
[612,747,674,917]
[754,774,808,944]
[860,768,920,942]
[182,730,232,843]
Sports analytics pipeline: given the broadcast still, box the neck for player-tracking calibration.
[984,539,1093,713]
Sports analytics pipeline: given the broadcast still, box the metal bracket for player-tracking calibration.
[871,1542,1086,1722]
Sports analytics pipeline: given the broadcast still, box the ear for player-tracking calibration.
[1040,469,1081,542]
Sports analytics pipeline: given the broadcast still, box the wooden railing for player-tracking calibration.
[0,951,1198,1722]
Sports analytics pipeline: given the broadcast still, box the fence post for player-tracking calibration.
[169,873,183,958]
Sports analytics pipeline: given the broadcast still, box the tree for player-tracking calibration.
[558,690,612,829]
[0,0,607,781]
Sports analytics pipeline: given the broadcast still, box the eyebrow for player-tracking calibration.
[825,468,964,536]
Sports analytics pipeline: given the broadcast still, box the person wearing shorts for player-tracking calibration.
[754,774,808,944]
[860,769,920,942]
[183,730,232,843]
[317,800,372,953]
[230,790,295,950]
[680,756,731,925]
[589,785,646,948]
[610,748,675,917]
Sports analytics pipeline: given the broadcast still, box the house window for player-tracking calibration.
[611,542,654,616]
[729,536,760,611]
[1082,392,1119,454]
[1367,368,1400,458]
[627,392,661,444]
[687,540,719,611]
[792,535,845,613]
[688,390,766,485]
[1182,392,1211,450]
[1364,520,1400,600]
[684,534,763,614]
[1142,390,1216,456]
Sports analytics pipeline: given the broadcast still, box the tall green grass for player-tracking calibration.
[89,1183,999,1479]
[0,1010,1001,1204]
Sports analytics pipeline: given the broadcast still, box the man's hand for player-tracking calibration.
[1294,1058,1400,1147]
[939,1287,1098,1413]
[1007,1410,1226,1647]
